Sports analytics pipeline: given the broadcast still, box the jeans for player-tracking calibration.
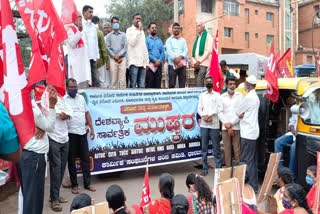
[68,133,91,188]
[146,64,162,88]
[168,65,186,88]
[48,139,69,201]
[129,65,146,88]
[90,59,100,87]
[274,134,296,174]
[194,65,207,87]
[18,150,46,214]
[201,128,222,172]
[240,138,258,192]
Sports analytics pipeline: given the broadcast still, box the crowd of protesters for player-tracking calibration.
[0,3,319,214]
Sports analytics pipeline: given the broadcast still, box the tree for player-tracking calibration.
[106,0,173,40]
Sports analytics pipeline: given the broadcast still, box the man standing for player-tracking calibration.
[236,75,260,192]
[191,21,213,87]
[106,16,128,89]
[126,13,149,88]
[92,16,109,88]
[218,76,243,167]
[48,109,71,211]
[65,78,95,194]
[18,88,57,214]
[165,22,188,88]
[82,5,100,87]
[146,22,165,88]
[66,12,91,89]
[197,76,222,176]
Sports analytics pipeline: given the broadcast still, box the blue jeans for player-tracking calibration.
[200,128,222,172]
[129,65,146,88]
[274,134,296,174]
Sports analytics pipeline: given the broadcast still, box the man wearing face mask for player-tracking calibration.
[235,75,260,193]
[65,78,96,194]
[106,16,128,89]
[218,76,243,167]
[146,22,165,88]
[197,76,223,176]
[126,13,149,88]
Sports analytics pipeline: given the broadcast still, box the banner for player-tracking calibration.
[82,88,211,174]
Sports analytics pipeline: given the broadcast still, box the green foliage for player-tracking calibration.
[106,0,173,40]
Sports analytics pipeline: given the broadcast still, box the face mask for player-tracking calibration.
[113,23,120,30]
[244,85,249,93]
[227,88,235,94]
[282,198,292,209]
[306,175,315,186]
[206,83,213,89]
[68,89,78,98]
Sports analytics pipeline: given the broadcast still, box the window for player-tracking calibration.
[314,5,320,24]
[307,55,313,64]
[245,32,249,41]
[266,35,274,44]
[255,10,259,15]
[244,8,249,16]
[255,33,258,39]
[178,0,184,16]
[224,28,233,38]
[266,12,273,21]
[223,0,240,16]
[201,0,213,13]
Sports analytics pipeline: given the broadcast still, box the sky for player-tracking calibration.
[53,0,110,18]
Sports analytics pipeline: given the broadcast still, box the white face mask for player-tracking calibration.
[227,88,235,94]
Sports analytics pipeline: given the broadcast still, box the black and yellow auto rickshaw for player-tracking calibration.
[238,77,320,186]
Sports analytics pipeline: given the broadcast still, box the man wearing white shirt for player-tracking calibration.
[47,108,72,211]
[18,87,57,214]
[236,75,260,192]
[82,5,100,87]
[65,78,95,194]
[197,76,223,176]
[126,13,149,88]
[218,76,243,167]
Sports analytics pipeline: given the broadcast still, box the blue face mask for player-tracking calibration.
[113,23,119,30]
[306,175,315,186]
[282,198,292,209]
[68,89,78,98]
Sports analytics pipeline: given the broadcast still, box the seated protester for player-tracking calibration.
[274,167,294,213]
[306,165,319,213]
[171,194,189,214]
[185,173,213,213]
[106,184,142,214]
[242,174,257,212]
[70,193,92,212]
[280,183,313,214]
[148,173,175,214]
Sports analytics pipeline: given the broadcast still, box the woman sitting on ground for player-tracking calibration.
[305,165,319,213]
[280,183,312,214]
[274,167,294,213]
[70,193,92,212]
[148,173,175,214]
[185,173,213,213]
[171,194,189,214]
[242,174,257,213]
[106,184,142,214]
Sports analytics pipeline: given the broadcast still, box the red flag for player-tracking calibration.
[61,0,78,24]
[1,0,35,147]
[140,166,151,208]
[277,48,294,78]
[265,43,279,103]
[317,53,320,77]
[209,30,224,93]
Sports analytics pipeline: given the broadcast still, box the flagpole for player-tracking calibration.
[203,14,227,24]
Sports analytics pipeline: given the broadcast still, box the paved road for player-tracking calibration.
[0,159,216,214]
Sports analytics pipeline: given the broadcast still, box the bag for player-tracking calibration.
[257,195,277,214]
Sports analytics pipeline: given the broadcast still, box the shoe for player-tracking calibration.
[71,187,79,194]
[85,185,96,192]
[51,201,62,212]
[200,171,208,176]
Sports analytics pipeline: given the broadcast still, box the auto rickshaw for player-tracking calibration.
[238,77,320,187]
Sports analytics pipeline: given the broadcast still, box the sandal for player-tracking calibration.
[51,201,62,212]
[71,187,79,194]
[85,185,96,192]
[49,196,68,203]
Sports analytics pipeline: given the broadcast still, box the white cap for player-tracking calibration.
[246,75,257,85]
